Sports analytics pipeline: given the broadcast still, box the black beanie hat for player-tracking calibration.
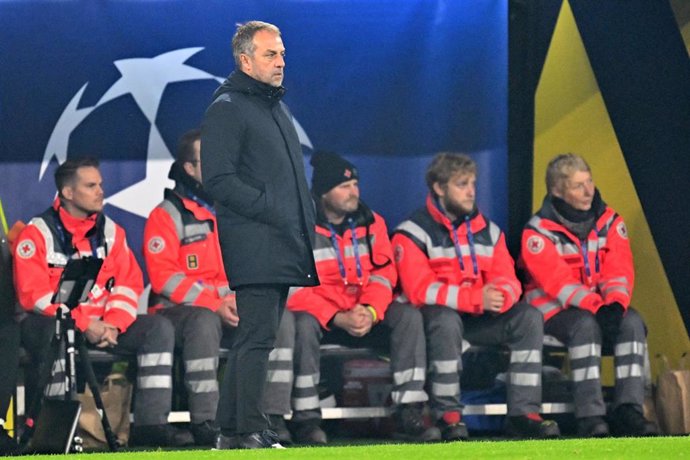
[310,150,359,196]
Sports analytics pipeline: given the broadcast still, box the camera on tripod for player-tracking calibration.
[21,257,121,454]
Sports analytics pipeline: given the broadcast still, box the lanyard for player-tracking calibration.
[328,218,363,286]
[451,216,479,277]
[580,236,600,282]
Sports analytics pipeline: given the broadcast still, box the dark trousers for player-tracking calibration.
[216,284,288,436]
[0,318,19,418]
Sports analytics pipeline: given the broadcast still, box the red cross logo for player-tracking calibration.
[17,239,36,259]
[526,235,545,254]
[344,169,352,178]
[147,236,165,254]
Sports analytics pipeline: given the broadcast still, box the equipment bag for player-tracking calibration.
[76,372,132,449]
[655,353,690,435]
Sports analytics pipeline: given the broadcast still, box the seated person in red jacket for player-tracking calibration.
[519,153,657,437]
[143,129,239,446]
[14,157,191,447]
[288,151,436,444]
[392,152,560,440]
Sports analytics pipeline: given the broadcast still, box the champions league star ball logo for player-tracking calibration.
[40,47,313,219]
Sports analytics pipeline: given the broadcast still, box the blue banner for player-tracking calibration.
[0,0,507,278]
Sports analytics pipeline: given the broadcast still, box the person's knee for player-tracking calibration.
[619,307,646,337]
[424,306,461,337]
[390,303,423,329]
[143,314,175,348]
[568,309,601,343]
[188,308,222,336]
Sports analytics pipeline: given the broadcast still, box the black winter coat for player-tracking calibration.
[201,70,318,289]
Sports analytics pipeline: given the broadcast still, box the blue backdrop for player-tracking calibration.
[0,0,507,280]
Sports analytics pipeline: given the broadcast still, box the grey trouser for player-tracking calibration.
[422,301,544,419]
[291,302,427,423]
[21,313,175,426]
[545,307,647,418]
[158,305,222,423]
[263,309,295,416]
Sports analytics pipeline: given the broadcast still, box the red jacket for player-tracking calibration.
[519,194,634,321]
[392,195,521,314]
[13,200,143,332]
[144,188,233,312]
[287,204,396,329]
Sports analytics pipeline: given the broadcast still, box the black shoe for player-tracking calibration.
[292,422,327,445]
[190,420,220,446]
[237,430,285,449]
[392,404,442,442]
[213,432,238,450]
[437,411,469,442]
[609,404,659,437]
[505,414,560,439]
[0,428,17,455]
[268,414,292,445]
[130,424,195,447]
[577,416,609,438]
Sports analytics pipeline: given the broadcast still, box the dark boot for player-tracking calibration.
[267,414,292,445]
[130,424,195,447]
[392,404,442,442]
[436,411,469,441]
[504,413,560,439]
[576,416,609,438]
[609,404,658,437]
[291,421,327,445]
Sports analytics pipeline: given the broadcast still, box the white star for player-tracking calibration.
[40,83,95,179]
[97,47,222,123]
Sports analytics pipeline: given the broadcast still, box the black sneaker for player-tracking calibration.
[577,416,609,438]
[292,422,327,445]
[392,404,442,442]
[267,414,292,445]
[505,414,560,439]
[0,428,17,455]
[130,424,195,447]
[437,411,469,441]
[190,420,220,446]
[237,430,285,449]
[609,404,658,437]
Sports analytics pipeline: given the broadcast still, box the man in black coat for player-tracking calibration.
[201,20,318,449]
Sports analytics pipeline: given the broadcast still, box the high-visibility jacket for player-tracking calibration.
[392,195,521,314]
[519,194,634,321]
[144,187,233,312]
[13,199,142,332]
[287,203,396,329]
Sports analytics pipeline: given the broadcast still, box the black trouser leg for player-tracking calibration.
[216,284,287,436]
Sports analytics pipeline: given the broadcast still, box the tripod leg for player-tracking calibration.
[20,332,64,447]
[78,341,119,452]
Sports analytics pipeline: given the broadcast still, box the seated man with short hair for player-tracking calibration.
[14,157,191,447]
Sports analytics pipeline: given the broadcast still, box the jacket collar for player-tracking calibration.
[425,194,485,234]
[213,70,286,105]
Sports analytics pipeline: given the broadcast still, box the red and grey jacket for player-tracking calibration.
[392,195,521,314]
[13,199,143,332]
[144,186,233,313]
[287,202,396,329]
[518,194,634,321]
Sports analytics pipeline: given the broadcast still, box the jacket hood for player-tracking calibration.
[212,70,286,103]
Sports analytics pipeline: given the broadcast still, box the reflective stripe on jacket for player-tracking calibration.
[144,188,232,312]
[392,195,521,315]
[519,195,634,321]
[287,206,396,329]
[13,199,143,332]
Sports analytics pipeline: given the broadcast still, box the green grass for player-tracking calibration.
[23,437,690,459]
